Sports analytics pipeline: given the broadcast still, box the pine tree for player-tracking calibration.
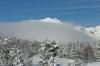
[39,40,59,66]
[82,44,95,63]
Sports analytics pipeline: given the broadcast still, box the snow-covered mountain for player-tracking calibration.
[39,17,62,24]
[38,18,100,41]
[76,25,100,41]
[0,17,95,43]
[85,26,100,40]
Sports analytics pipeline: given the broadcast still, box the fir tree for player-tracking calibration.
[39,40,59,66]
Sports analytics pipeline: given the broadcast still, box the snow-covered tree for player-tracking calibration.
[82,44,96,63]
[39,40,59,66]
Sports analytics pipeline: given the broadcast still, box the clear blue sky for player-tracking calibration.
[0,0,100,26]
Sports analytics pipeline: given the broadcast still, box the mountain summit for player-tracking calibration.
[39,17,62,24]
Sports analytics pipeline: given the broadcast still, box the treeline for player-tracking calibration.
[0,36,100,66]
[0,36,41,66]
[58,42,97,63]
[39,40,100,66]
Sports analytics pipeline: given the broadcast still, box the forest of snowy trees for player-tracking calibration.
[0,36,41,66]
[0,36,100,66]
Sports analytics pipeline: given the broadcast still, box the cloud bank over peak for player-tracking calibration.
[0,17,95,43]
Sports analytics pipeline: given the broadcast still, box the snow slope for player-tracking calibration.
[85,62,100,66]
[85,26,100,40]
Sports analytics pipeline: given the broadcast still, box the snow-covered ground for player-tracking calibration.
[32,55,82,66]
[32,55,100,66]
[32,55,41,65]
[85,62,100,66]
[32,55,73,66]
[55,57,76,66]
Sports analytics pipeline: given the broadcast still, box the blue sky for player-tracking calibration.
[0,0,100,26]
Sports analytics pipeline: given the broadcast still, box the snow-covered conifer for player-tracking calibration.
[39,40,59,66]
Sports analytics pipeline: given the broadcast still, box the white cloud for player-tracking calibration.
[0,17,95,43]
